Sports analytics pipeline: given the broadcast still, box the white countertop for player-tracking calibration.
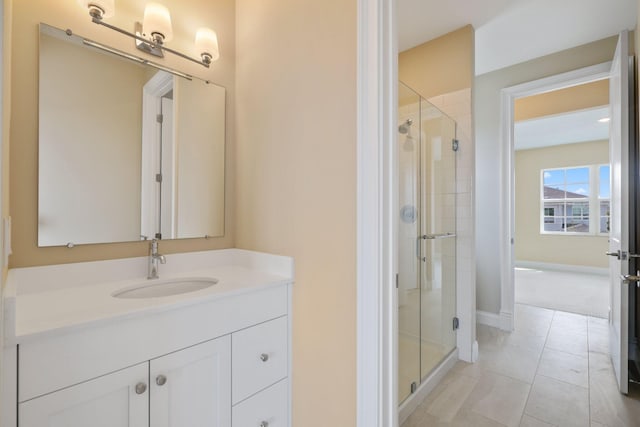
[4,249,294,343]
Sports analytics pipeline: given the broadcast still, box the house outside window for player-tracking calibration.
[541,164,610,235]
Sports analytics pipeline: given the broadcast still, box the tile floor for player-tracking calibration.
[401,304,640,427]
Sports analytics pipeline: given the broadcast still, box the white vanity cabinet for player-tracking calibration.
[19,363,150,427]
[19,334,233,427]
[3,249,293,427]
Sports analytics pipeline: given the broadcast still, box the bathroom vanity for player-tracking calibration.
[1,249,293,427]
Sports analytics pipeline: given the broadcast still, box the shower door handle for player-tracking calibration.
[416,236,427,261]
[422,232,456,240]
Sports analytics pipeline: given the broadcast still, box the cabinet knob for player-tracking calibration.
[135,382,147,395]
[260,353,269,362]
[260,422,269,427]
[156,375,167,386]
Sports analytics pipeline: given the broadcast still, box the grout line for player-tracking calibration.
[517,308,556,426]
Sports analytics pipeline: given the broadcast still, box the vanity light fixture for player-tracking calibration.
[78,1,219,68]
[598,117,611,123]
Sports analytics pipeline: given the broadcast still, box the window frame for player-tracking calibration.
[540,164,610,236]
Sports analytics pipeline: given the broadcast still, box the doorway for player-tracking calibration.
[512,79,611,318]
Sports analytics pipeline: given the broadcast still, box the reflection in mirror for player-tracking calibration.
[38,24,225,247]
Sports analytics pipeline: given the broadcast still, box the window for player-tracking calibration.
[541,165,610,235]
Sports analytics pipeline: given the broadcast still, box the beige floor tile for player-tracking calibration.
[450,360,484,379]
[589,352,640,427]
[552,311,588,333]
[414,410,507,427]
[520,415,555,426]
[537,348,589,388]
[588,317,610,355]
[476,339,543,384]
[524,375,589,427]
[478,323,547,351]
[425,372,479,422]
[545,327,588,357]
[464,371,531,427]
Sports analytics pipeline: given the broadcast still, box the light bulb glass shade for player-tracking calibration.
[78,0,115,18]
[143,3,173,42]
[195,28,219,62]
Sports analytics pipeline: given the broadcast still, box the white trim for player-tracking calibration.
[398,349,458,425]
[356,0,396,426]
[515,260,609,276]
[499,62,612,333]
[141,71,174,240]
[476,310,514,330]
[476,310,501,328]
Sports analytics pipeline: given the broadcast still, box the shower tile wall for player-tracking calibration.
[429,88,476,361]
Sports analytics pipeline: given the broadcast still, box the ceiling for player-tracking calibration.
[398,0,637,75]
[514,106,610,151]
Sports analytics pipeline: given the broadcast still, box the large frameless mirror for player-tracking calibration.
[37,23,226,247]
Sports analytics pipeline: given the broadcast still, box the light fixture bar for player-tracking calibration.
[82,38,194,80]
[90,16,211,68]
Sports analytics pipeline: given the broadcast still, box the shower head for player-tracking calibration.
[398,118,413,134]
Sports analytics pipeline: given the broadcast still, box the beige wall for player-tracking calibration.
[399,25,474,99]
[515,79,609,121]
[2,0,9,278]
[515,140,609,267]
[235,0,356,425]
[9,0,236,267]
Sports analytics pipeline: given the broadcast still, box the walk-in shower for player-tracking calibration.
[398,82,457,406]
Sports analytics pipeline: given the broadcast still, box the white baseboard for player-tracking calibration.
[515,260,607,276]
[477,310,513,331]
[476,310,501,328]
[399,349,458,425]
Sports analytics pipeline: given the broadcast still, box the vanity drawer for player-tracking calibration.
[232,316,288,404]
[232,379,288,427]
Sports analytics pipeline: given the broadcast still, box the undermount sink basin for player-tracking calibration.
[112,277,218,299]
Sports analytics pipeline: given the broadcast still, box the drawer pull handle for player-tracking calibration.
[135,382,147,395]
[156,375,167,386]
[260,422,269,427]
[260,353,269,362]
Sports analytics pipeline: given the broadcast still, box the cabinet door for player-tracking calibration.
[150,335,231,427]
[19,363,149,427]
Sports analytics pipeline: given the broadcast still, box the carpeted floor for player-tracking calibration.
[515,267,609,318]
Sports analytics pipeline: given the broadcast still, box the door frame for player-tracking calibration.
[498,62,612,330]
[141,71,174,241]
[356,0,397,426]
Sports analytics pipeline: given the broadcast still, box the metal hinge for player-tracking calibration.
[395,273,399,289]
[410,382,417,394]
[156,114,163,123]
[155,173,163,183]
[453,317,460,330]
[452,139,459,152]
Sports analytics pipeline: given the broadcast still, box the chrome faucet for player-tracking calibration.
[147,239,166,279]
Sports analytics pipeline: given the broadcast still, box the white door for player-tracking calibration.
[608,30,633,395]
[150,335,231,427]
[19,363,149,427]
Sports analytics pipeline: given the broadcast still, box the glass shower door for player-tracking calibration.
[398,83,421,403]
[420,104,457,379]
[397,83,457,404]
